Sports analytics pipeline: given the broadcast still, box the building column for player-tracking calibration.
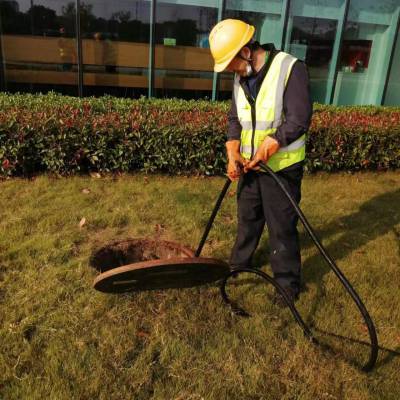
[327,0,350,105]
[212,0,226,101]
[280,0,291,51]
[0,9,6,92]
[148,0,156,98]
[75,0,84,97]
[380,6,400,105]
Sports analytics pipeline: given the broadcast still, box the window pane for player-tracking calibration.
[333,0,399,105]
[384,26,400,105]
[154,1,218,99]
[285,0,344,103]
[0,0,78,95]
[80,0,150,98]
[219,0,285,100]
[225,0,285,48]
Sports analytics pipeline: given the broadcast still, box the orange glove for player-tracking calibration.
[244,136,280,172]
[226,140,249,181]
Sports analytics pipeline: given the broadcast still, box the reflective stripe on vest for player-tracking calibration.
[240,134,306,155]
[234,51,306,172]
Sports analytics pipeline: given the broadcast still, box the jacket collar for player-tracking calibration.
[238,43,280,102]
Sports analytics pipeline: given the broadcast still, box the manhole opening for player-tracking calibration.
[90,238,195,272]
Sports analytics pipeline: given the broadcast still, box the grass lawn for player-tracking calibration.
[0,171,399,400]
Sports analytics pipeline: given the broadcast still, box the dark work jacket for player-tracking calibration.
[227,44,313,159]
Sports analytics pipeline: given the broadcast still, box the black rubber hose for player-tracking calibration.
[221,267,314,339]
[256,163,379,372]
[197,168,378,371]
[198,177,315,340]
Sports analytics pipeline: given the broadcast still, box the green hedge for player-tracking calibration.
[0,92,399,177]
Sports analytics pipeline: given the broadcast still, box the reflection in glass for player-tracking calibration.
[285,0,343,103]
[79,0,150,97]
[0,0,398,104]
[154,1,218,99]
[339,36,372,73]
[218,0,285,100]
[225,0,285,47]
[333,0,399,105]
[0,0,78,95]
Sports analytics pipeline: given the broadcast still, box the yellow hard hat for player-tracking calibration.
[209,19,255,72]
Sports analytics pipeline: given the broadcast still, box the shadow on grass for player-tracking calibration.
[300,188,400,322]
[302,190,400,366]
[312,327,400,370]
[222,278,400,371]
[252,189,399,294]
[247,188,400,370]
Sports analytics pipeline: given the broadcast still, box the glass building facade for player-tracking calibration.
[0,0,399,105]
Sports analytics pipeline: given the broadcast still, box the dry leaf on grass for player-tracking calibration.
[79,217,86,228]
[137,330,149,339]
[154,223,165,233]
[90,172,101,179]
[82,188,91,194]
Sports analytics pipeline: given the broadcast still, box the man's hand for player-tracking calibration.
[244,136,280,172]
[226,140,249,181]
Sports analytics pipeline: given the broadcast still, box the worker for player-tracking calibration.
[209,19,312,306]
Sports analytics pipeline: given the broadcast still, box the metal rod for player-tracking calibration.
[195,178,231,257]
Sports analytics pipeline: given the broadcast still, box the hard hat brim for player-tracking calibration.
[214,58,233,73]
[213,25,255,73]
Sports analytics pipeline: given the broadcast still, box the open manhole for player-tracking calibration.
[91,238,229,293]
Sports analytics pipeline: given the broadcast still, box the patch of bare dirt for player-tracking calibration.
[90,238,194,272]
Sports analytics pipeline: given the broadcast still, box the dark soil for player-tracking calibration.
[90,238,195,272]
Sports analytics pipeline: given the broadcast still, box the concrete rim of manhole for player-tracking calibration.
[91,238,229,293]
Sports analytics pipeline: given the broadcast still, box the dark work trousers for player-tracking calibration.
[229,164,303,293]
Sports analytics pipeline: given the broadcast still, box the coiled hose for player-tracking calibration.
[201,164,378,372]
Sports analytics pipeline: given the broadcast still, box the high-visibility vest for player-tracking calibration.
[234,51,306,172]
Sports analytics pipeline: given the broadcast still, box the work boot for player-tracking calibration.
[272,286,299,308]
